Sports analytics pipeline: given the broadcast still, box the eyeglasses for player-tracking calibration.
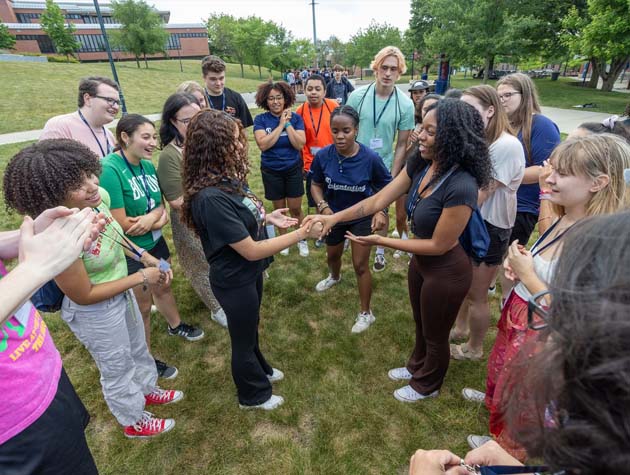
[94,95,121,107]
[498,92,520,102]
[527,290,551,330]
[175,117,193,125]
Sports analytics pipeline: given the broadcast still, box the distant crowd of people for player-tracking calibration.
[2,45,630,475]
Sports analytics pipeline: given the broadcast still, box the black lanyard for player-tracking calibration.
[373,87,395,129]
[120,150,153,213]
[205,90,226,111]
[308,101,331,138]
[77,110,111,158]
[93,207,143,260]
[531,217,574,257]
[477,465,551,475]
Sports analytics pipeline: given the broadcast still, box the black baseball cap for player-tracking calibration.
[409,80,430,91]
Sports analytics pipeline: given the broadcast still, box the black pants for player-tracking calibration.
[211,274,273,406]
[0,368,98,475]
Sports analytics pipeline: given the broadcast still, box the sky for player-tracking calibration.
[142,0,412,42]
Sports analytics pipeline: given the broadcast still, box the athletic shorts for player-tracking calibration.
[261,163,305,201]
[509,211,538,247]
[472,220,512,267]
[326,218,372,246]
[126,235,171,275]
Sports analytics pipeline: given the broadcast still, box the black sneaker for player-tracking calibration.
[155,359,178,380]
[167,322,204,341]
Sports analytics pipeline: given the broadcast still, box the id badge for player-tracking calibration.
[310,146,322,156]
[152,229,162,242]
[147,198,156,211]
[158,258,171,272]
[369,137,383,150]
[14,302,31,327]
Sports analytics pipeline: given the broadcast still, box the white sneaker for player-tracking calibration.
[280,247,290,256]
[211,308,228,328]
[315,274,340,292]
[461,387,486,403]
[267,368,284,382]
[388,367,412,381]
[239,394,284,411]
[467,434,493,449]
[392,230,400,238]
[297,240,309,257]
[393,249,403,259]
[373,254,386,272]
[488,285,496,296]
[351,311,375,334]
[150,304,158,314]
[343,239,350,252]
[393,385,439,403]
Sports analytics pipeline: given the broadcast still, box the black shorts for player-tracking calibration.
[0,368,97,475]
[304,173,316,208]
[326,218,372,246]
[509,211,538,246]
[126,235,171,275]
[261,164,305,201]
[472,220,512,266]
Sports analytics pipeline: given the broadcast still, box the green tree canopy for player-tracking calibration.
[0,23,16,50]
[111,0,169,69]
[40,0,80,58]
[206,13,237,61]
[346,21,403,71]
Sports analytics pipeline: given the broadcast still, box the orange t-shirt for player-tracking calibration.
[296,98,337,171]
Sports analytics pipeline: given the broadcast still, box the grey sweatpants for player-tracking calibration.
[61,290,157,426]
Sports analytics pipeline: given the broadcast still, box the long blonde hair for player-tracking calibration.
[496,73,541,164]
[550,134,630,217]
[370,46,407,74]
[463,85,513,144]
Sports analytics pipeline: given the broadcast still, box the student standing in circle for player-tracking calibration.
[254,81,308,257]
[100,114,204,380]
[310,106,392,333]
[157,93,228,328]
[181,109,322,410]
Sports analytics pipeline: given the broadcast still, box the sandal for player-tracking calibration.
[450,343,483,361]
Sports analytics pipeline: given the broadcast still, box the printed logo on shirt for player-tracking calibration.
[324,177,366,193]
[128,175,160,200]
[225,106,236,116]
[0,308,49,360]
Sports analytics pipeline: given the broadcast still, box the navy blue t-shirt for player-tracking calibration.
[310,143,392,224]
[254,111,305,172]
[517,114,560,215]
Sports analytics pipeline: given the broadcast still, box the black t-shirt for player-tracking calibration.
[405,153,478,239]
[205,87,254,127]
[191,186,271,288]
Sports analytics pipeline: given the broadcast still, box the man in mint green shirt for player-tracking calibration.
[346,46,415,272]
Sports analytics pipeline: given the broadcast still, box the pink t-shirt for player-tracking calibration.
[40,111,116,159]
[0,260,62,444]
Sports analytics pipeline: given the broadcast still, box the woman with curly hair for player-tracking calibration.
[253,81,308,257]
[304,99,492,402]
[156,93,227,328]
[181,109,321,410]
[3,139,184,439]
[100,114,204,380]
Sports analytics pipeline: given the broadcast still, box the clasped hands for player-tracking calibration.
[301,211,387,246]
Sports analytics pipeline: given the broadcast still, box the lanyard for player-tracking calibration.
[373,86,395,129]
[120,150,153,213]
[205,90,226,111]
[308,101,331,138]
[93,207,143,260]
[77,110,111,158]
[531,216,574,257]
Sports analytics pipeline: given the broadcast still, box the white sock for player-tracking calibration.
[376,246,385,255]
[401,231,408,240]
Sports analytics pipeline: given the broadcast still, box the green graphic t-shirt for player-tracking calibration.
[100,152,163,250]
[82,187,129,284]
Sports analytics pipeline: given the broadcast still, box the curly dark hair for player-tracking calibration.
[255,81,295,111]
[503,212,630,474]
[159,92,200,148]
[3,139,101,217]
[180,110,249,234]
[426,98,492,188]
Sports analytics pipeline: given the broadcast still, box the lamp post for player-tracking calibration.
[93,0,127,114]
[310,0,318,69]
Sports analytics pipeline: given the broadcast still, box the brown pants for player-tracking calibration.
[406,245,472,395]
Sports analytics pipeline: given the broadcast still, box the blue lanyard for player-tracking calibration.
[93,207,143,259]
[477,465,551,475]
[205,90,226,111]
[77,110,111,158]
[119,150,153,213]
[531,216,574,257]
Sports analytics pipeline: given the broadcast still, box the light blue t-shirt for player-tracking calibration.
[346,83,415,170]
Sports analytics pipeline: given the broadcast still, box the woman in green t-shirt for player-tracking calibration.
[3,139,183,439]
[100,114,204,379]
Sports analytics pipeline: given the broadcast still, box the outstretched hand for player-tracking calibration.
[302,214,336,239]
[267,208,298,229]
[345,232,381,247]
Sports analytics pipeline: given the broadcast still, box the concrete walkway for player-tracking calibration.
[0,91,615,146]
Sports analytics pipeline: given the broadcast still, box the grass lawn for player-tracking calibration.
[398,75,629,115]
[0,59,278,134]
[0,133,502,474]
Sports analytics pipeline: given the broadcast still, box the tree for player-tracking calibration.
[40,0,79,59]
[562,0,630,91]
[242,16,274,79]
[346,21,403,71]
[206,13,237,61]
[111,0,169,69]
[315,36,346,68]
[0,23,16,50]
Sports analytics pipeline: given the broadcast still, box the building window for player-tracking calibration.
[16,13,41,22]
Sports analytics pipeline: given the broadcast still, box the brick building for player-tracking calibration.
[0,0,209,61]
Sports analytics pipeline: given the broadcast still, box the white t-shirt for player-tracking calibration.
[481,132,525,229]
